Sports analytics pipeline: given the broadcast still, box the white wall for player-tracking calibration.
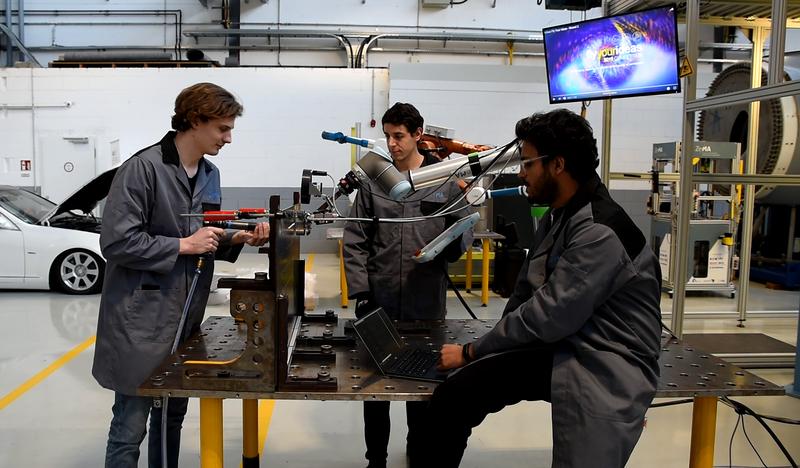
[0,61,722,197]
[0,68,390,193]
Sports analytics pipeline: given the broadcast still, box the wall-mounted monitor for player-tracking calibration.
[543,5,681,104]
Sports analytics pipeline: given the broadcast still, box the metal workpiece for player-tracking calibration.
[171,290,279,393]
[657,332,784,398]
[140,317,497,401]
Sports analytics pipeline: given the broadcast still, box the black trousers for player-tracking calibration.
[363,399,427,465]
[411,346,554,468]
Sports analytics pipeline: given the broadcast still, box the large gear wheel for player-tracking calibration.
[698,59,800,204]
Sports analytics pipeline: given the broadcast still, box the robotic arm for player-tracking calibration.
[404,142,520,192]
[320,130,522,201]
[320,132,412,200]
[418,133,494,160]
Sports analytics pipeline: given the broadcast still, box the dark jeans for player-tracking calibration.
[411,347,554,468]
[104,392,189,468]
[363,400,427,466]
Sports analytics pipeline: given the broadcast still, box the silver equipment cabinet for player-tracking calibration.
[650,141,740,298]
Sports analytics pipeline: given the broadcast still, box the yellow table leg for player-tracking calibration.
[689,396,718,468]
[200,398,224,468]
[481,239,490,307]
[465,248,473,293]
[339,239,348,308]
[243,399,259,468]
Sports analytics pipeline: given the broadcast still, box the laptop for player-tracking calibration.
[353,308,448,383]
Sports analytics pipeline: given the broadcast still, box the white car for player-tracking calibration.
[0,169,117,294]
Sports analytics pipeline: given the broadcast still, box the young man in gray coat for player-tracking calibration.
[343,102,472,468]
[417,109,662,467]
[92,82,269,468]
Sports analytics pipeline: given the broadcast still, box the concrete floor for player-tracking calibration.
[0,253,798,467]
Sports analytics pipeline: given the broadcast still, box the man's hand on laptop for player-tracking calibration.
[438,344,473,370]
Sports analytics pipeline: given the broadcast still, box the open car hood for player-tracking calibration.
[47,168,118,219]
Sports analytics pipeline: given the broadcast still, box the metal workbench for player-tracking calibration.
[139,316,784,468]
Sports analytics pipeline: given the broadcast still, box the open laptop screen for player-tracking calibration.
[354,308,405,367]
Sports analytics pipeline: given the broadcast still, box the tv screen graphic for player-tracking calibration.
[543,5,681,104]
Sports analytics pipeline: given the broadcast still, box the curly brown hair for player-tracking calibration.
[515,109,599,183]
[171,82,243,132]
[382,102,423,134]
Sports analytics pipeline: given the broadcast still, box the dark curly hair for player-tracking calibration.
[171,82,243,132]
[382,102,424,134]
[515,109,599,183]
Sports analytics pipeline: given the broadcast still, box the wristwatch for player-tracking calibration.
[461,343,474,363]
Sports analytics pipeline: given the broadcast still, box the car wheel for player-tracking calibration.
[50,250,105,295]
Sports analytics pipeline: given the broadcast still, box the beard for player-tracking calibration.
[526,172,558,206]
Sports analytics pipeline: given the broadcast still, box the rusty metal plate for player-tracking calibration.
[139,317,497,400]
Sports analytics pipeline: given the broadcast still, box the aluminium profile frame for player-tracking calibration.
[601,0,798,339]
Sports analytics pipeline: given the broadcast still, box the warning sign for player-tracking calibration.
[679,56,694,78]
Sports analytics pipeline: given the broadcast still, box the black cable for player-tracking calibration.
[161,254,209,467]
[720,396,800,426]
[425,139,518,218]
[729,413,741,468]
[741,416,769,468]
[649,398,694,408]
[450,0,469,4]
[758,414,800,425]
[722,396,798,468]
[446,268,478,320]
[647,395,798,467]
[660,321,678,340]
[748,410,798,468]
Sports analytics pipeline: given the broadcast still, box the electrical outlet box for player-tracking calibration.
[424,124,455,139]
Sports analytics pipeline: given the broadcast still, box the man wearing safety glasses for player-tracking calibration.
[415,109,663,468]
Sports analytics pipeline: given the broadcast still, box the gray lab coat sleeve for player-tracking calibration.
[215,231,244,263]
[100,157,180,274]
[474,222,633,356]
[342,187,375,299]
[501,252,534,316]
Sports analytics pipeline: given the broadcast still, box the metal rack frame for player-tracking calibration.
[602,0,800,337]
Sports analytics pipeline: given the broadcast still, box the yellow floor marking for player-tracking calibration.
[0,335,96,411]
[235,253,312,465]
[257,400,276,453]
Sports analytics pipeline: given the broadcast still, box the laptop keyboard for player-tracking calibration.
[389,348,440,377]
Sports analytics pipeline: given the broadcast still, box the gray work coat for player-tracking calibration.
[343,153,472,320]
[473,176,662,468]
[92,132,242,396]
